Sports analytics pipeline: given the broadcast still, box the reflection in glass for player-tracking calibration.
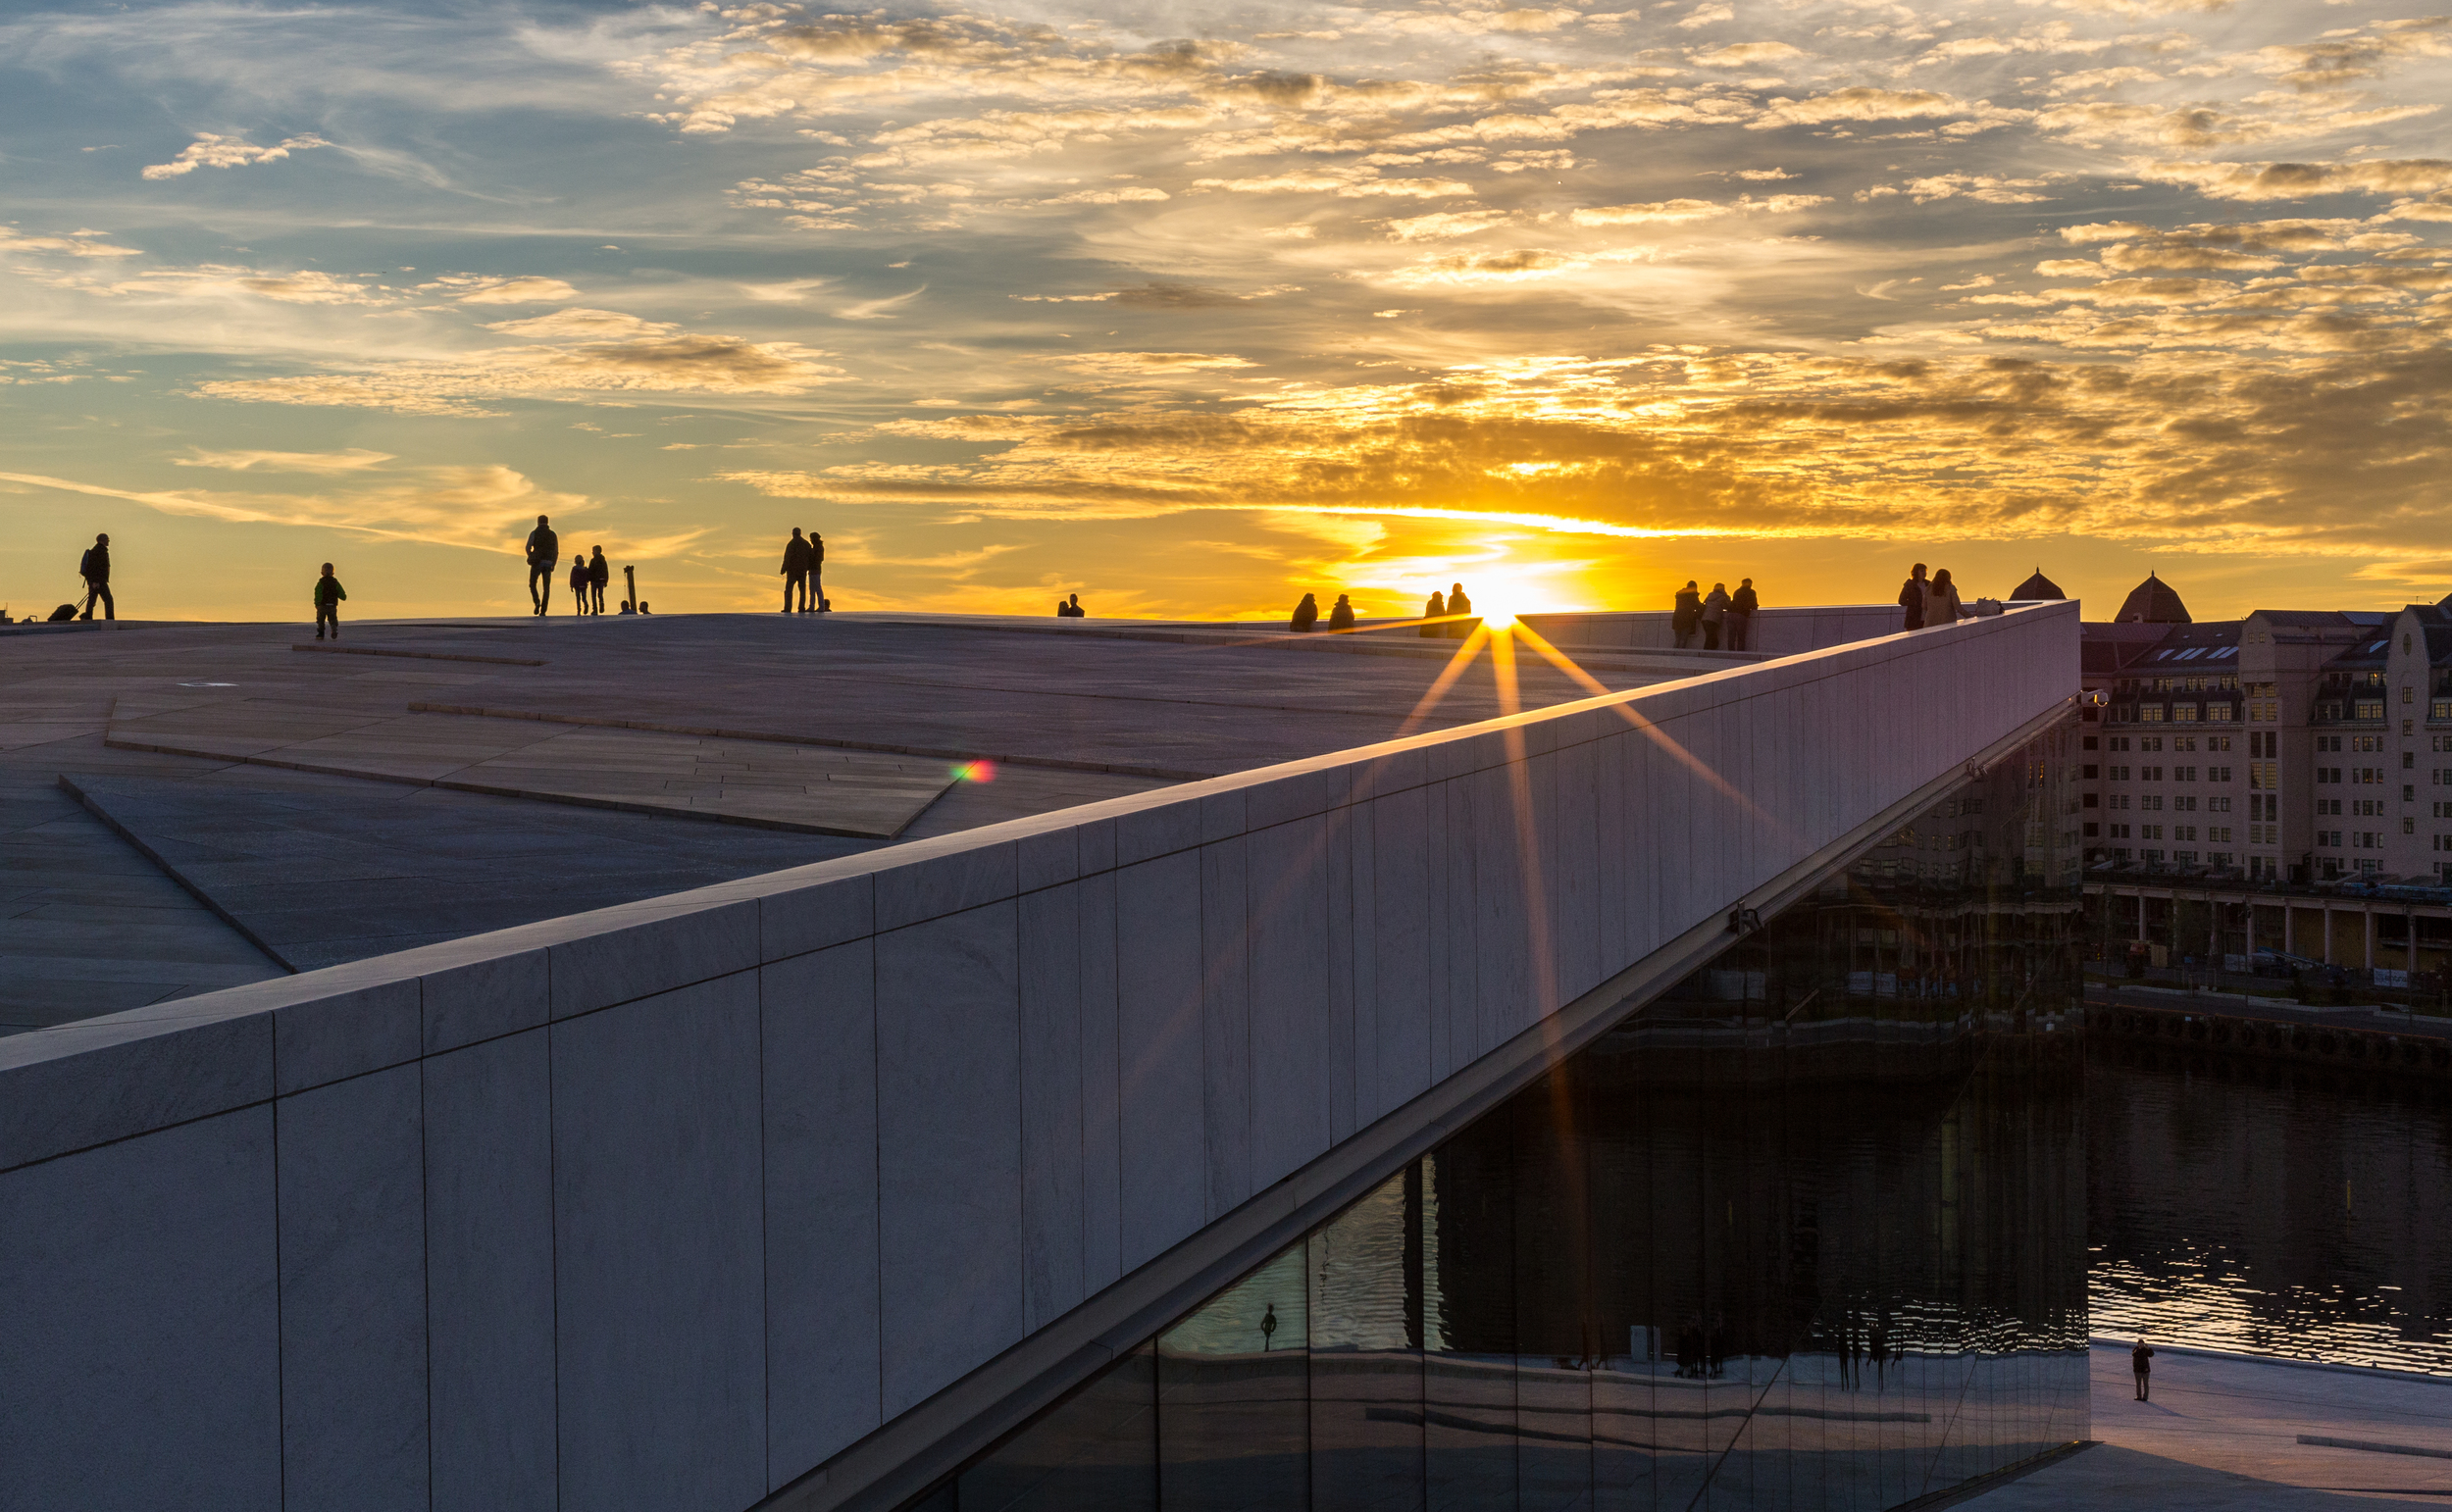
[910,730,2089,1510]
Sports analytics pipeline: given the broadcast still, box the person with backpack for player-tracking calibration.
[77,533,113,621]
[313,563,346,640]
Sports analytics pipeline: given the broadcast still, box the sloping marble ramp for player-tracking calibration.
[104,694,955,837]
[63,773,875,972]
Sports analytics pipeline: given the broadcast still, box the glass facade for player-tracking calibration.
[913,753,2090,1512]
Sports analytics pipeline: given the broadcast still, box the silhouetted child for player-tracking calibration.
[568,554,589,616]
[313,563,345,640]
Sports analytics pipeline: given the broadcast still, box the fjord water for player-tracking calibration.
[2089,1038,2452,1375]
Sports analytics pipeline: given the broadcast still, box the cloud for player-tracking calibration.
[442,276,583,304]
[0,227,142,258]
[0,464,592,554]
[1390,248,1583,283]
[176,448,396,474]
[485,308,673,339]
[1058,351,1257,376]
[1384,209,1511,239]
[1691,42,1806,68]
[141,132,330,180]
[2135,158,2452,200]
[1569,192,1827,225]
[1749,88,2018,131]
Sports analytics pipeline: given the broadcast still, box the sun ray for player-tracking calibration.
[1391,622,1492,738]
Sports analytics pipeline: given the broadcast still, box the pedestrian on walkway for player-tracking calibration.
[1923,567,1964,629]
[313,562,346,640]
[1672,580,1702,648]
[1702,581,1730,651]
[568,554,590,616]
[587,546,610,615]
[1898,563,1927,631]
[781,528,812,613]
[2132,1339,2154,1400]
[1727,578,1759,652]
[77,532,113,621]
[525,516,559,616]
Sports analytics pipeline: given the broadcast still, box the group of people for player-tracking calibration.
[779,527,827,613]
[1897,563,1965,630]
[1670,578,1760,651]
[521,516,616,616]
[1288,581,1477,634]
[1288,591,1359,631]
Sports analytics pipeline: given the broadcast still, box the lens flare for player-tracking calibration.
[950,759,997,782]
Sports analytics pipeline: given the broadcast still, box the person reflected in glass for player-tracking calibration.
[2132,1338,2154,1400]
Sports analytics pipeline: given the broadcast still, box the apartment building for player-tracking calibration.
[2066,572,2452,882]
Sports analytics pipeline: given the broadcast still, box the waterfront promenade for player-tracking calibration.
[1968,1344,2452,1509]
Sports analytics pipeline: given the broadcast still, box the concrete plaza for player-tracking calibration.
[1968,1344,2452,1509]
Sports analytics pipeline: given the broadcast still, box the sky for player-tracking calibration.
[3,0,2450,624]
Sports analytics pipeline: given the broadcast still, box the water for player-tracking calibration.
[2088,1037,2452,1374]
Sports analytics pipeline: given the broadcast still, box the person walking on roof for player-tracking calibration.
[782,528,812,613]
[525,515,559,617]
[2131,1339,2154,1401]
[1899,563,1927,632]
[568,554,590,616]
[77,532,113,621]
[313,562,346,640]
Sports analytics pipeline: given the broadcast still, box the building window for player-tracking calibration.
[2406,817,2418,835]
[2141,706,2166,723]
[2319,798,2342,815]
[2433,699,2452,721]
[2114,847,2132,863]
[2174,765,2197,781]
[2207,705,2233,722]
[2209,795,2230,812]
[2141,795,2163,811]
[2356,700,2385,720]
[2174,796,2197,812]
[2210,827,2231,842]
[2175,826,2197,841]
[2209,765,2231,781]
[2176,850,2200,864]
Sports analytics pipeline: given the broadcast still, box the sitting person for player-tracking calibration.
[1289,592,1319,631]
[1056,593,1086,618]
[1420,588,1445,638]
[1327,593,1355,630]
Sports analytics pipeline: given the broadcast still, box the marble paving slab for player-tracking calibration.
[104,698,957,837]
[64,774,877,973]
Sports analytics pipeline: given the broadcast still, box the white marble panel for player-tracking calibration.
[875,838,1020,932]
[552,972,767,1512]
[1199,835,1253,1218]
[426,1028,558,1512]
[1324,804,1357,1144]
[1115,796,1200,867]
[546,896,759,1020]
[758,871,876,964]
[0,1000,273,1171]
[422,945,549,1054]
[0,1107,281,1509]
[1551,738,1603,1002]
[762,940,882,1484]
[279,1063,428,1512]
[1472,763,1534,1052]
[876,903,1024,1416]
[1436,776,1476,1074]
[275,976,423,1094]
[1019,884,1087,1330]
[1245,815,1334,1185]
[1018,826,1082,893]
[1114,851,1204,1269]
[1077,868,1123,1292]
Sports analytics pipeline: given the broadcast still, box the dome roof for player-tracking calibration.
[2012,568,2065,600]
[2116,572,2191,625]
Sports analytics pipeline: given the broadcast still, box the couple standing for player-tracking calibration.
[1898,563,1964,631]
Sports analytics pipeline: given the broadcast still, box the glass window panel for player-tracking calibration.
[957,1343,1155,1512]
[1308,1167,1424,1512]
[1157,1244,1308,1512]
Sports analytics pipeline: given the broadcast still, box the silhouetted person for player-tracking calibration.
[525,515,559,616]
[1899,562,1927,631]
[1290,592,1318,631]
[1672,580,1701,647]
[1420,588,1445,638]
[1327,592,1355,630]
[313,562,345,640]
[77,532,113,621]
[1867,1314,1890,1390]
[1702,581,1729,650]
[1445,581,1472,638]
[782,528,812,613]
[806,529,827,612]
[1060,592,1085,618]
[587,546,609,614]
[568,554,589,616]
[2132,1339,2154,1400]
[1924,567,1963,629]
[1728,577,1759,651]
